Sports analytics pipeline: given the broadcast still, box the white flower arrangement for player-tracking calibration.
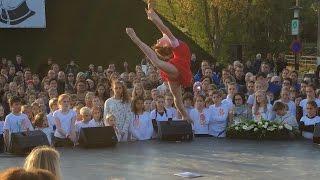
[227,118,298,140]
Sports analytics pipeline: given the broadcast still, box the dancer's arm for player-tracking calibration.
[146,7,178,47]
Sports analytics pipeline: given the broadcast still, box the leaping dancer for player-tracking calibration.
[126,2,192,123]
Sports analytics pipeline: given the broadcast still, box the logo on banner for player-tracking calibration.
[0,0,46,28]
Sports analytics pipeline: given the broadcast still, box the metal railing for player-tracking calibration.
[285,55,317,71]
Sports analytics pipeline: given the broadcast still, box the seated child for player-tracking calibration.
[75,107,94,142]
[89,106,104,127]
[33,112,53,145]
[105,114,120,142]
[273,101,298,128]
[3,96,34,151]
[299,101,320,139]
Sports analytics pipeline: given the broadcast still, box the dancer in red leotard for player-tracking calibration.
[126,3,192,122]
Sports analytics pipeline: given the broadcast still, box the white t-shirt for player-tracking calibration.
[299,98,320,116]
[166,107,178,119]
[53,109,76,139]
[189,108,210,135]
[150,108,173,122]
[3,113,34,133]
[300,116,320,139]
[75,121,93,134]
[221,96,234,112]
[208,103,229,137]
[89,119,105,127]
[47,112,55,131]
[252,104,274,121]
[129,112,153,140]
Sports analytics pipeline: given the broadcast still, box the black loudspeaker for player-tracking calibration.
[230,44,242,62]
[79,127,118,148]
[157,121,193,141]
[10,130,50,154]
[313,123,320,144]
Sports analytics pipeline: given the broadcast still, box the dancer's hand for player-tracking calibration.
[148,0,155,10]
[126,28,137,40]
[146,7,161,22]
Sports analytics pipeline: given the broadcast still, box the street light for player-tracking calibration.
[290,0,302,71]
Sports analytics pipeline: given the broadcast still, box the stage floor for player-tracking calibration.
[1,138,320,180]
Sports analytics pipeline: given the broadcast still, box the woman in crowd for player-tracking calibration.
[229,93,252,124]
[104,80,132,142]
[252,90,273,121]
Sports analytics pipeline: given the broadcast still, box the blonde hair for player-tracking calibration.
[24,146,61,180]
[57,94,70,105]
[49,98,58,109]
[80,107,92,116]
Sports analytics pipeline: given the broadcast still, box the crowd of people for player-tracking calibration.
[0,51,319,150]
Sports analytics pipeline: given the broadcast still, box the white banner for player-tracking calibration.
[0,0,46,28]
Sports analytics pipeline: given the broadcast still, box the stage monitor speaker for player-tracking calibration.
[10,130,50,154]
[230,44,243,62]
[157,120,193,141]
[79,127,118,148]
[313,123,320,144]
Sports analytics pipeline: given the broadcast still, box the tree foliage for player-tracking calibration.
[153,0,317,64]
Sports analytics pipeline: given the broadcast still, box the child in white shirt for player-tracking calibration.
[53,94,76,147]
[75,107,94,142]
[34,112,53,145]
[129,97,153,141]
[105,114,120,142]
[3,96,34,151]
[190,95,210,136]
[209,90,229,137]
[89,106,104,127]
[299,101,320,139]
[165,94,178,119]
[272,101,298,128]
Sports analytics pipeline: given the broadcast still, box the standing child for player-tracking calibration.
[190,95,210,136]
[144,97,153,112]
[3,96,34,151]
[165,94,178,119]
[33,112,53,145]
[209,90,229,138]
[151,95,173,122]
[75,107,93,142]
[130,97,153,141]
[53,94,76,147]
[89,106,104,127]
[299,101,320,140]
[252,90,273,121]
[0,105,5,152]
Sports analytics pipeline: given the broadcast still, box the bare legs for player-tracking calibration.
[168,81,191,121]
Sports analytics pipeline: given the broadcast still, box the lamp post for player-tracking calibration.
[290,0,302,71]
[317,0,320,65]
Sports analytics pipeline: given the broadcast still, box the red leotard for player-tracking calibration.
[160,41,192,87]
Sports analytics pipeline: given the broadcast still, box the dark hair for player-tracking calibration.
[131,97,144,114]
[272,101,287,111]
[9,96,21,107]
[256,72,267,79]
[182,92,193,102]
[282,78,292,85]
[232,93,245,105]
[33,112,46,128]
[307,100,318,109]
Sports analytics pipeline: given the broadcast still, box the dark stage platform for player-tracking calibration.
[1,138,320,180]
